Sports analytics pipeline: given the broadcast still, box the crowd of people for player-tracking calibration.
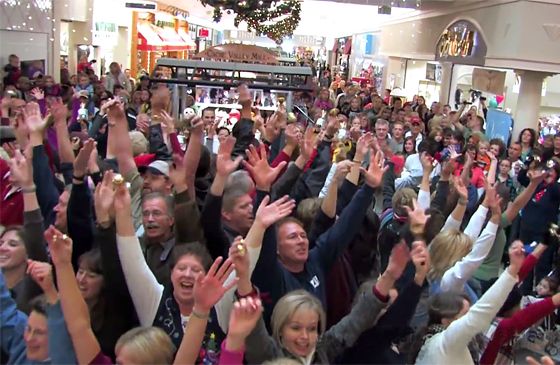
[1,53,560,365]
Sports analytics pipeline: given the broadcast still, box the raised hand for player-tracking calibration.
[242,143,287,191]
[216,136,243,177]
[528,168,546,184]
[385,241,410,280]
[238,84,252,108]
[325,115,339,137]
[453,175,468,201]
[411,241,430,284]
[360,150,388,188]
[333,160,353,182]
[30,88,44,101]
[160,110,176,135]
[7,149,33,189]
[169,153,188,191]
[298,127,315,162]
[449,147,462,161]
[484,182,502,214]
[44,225,73,266]
[420,151,433,172]
[254,195,296,229]
[50,98,68,125]
[188,116,204,138]
[27,260,57,301]
[349,126,362,142]
[284,123,301,149]
[263,114,281,143]
[526,356,555,365]
[113,183,131,213]
[355,132,373,161]
[135,113,150,136]
[73,138,96,178]
[94,170,116,223]
[507,240,525,276]
[227,297,263,346]
[102,98,125,124]
[193,257,237,314]
[404,199,430,236]
[87,145,99,175]
[229,236,250,281]
[23,102,48,134]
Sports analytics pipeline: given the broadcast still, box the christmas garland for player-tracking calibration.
[201,0,302,44]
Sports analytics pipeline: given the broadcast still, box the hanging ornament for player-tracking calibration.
[199,0,302,43]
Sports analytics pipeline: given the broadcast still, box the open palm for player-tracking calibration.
[243,144,286,190]
[228,297,263,339]
[360,150,388,188]
[193,257,237,312]
[255,195,296,228]
[23,102,48,133]
[216,136,242,176]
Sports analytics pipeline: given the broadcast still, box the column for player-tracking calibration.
[438,62,453,105]
[130,11,138,77]
[512,70,551,140]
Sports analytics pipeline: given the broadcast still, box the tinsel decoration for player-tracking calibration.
[200,0,302,44]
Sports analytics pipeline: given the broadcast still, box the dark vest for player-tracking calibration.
[153,287,225,365]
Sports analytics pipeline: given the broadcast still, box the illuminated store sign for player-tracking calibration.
[435,20,487,66]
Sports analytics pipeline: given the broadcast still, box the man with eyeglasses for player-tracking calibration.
[140,191,176,285]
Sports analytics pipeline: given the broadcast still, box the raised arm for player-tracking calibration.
[51,99,75,166]
[321,160,352,219]
[201,136,243,258]
[270,126,313,200]
[47,225,101,365]
[321,241,413,361]
[418,152,433,210]
[174,257,236,365]
[27,260,78,365]
[106,98,143,230]
[24,102,60,227]
[440,196,501,292]
[114,183,164,326]
[0,271,29,361]
[504,169,545,223]
[8,150,48,262]
[480,293,560,365]
[440,245,523,353]
[67,139,96,269]
[441,176,468,231]
[312,150,386,270]
[486,152,498,185]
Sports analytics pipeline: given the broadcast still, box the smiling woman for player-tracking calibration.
[0,227,29,300]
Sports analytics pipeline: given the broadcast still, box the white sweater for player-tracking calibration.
[439,205,498,293]
[415,269,517,365]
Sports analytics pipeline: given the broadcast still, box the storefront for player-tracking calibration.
[130,3,196,77]
[378,0,560,138]
[349,32,384,91]
[331,37,352,80]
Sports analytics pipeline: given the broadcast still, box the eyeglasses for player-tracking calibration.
[142,210,166,218]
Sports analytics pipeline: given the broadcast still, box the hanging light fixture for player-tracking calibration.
[200,0,302,44]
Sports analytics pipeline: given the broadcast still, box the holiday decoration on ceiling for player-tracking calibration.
[200,0,302,44]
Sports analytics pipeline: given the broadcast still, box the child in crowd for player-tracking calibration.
[477,140,492,172]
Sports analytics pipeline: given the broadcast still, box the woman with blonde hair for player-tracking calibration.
[217,243,412,365]
[411,243,525,365]
[428,183,502,303]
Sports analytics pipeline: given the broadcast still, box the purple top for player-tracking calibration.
[218,340,244,365]
[89,351,113,365]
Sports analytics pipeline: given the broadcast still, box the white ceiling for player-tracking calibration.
[158,0,419,38]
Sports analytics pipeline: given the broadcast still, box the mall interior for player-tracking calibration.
[3,1,560,365]
[1,0,559,136]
